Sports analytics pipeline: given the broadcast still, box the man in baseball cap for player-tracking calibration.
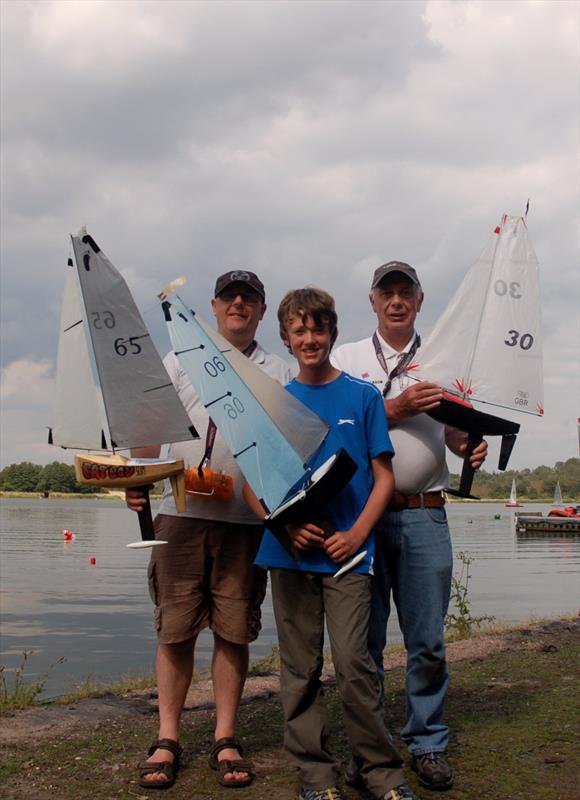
[332,259,487,794]
[127,266,290,790]
[370,261,421,290]
[214,270,266,301]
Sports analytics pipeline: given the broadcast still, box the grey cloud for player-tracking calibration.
[1,0,578,468]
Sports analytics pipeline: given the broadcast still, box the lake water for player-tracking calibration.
[1,497,578,700]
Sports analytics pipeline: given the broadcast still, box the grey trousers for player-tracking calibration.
[271,569,405,797]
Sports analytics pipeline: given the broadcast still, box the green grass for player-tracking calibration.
[0,621,577,799]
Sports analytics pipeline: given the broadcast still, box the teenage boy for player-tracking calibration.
[244,288,422,800]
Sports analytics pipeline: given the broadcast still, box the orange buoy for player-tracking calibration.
[89,556,97,565]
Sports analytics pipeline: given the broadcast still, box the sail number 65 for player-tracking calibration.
[92,311,116,329]
[504,330,534,350]
[114,337,142,356]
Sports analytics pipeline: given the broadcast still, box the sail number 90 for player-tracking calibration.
[203,357,245,419]
[504,330,534,350]
[204,356,226,377]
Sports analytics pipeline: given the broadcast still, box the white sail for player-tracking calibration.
[509,479,517,505]
[164,296,329,512]
[552,481,563,506]
[69,234,195,450]
[51,266,105,449]
[411,215,544,417]
[196,315,327,466]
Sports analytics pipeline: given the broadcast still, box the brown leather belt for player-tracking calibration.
[387,491,446,512]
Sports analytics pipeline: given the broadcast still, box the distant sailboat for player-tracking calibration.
[408,213,544,497]
[552,481,563,506]
[161,293,362,576]
[50,230,199,548]
[505,479,523,508]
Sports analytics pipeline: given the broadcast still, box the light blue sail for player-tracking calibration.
[162,295,329,512]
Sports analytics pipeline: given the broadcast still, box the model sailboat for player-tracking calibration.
[552,482,563,506]
[49,230,199,548]
[161,293,361,576]
[505,479,523,508]
[409,213,543,497]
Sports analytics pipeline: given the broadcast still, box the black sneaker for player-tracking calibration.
[383,785,422,800]
[411,752,453,791]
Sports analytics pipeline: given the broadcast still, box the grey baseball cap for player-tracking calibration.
[371,261,421,290]
[214,270,265,301]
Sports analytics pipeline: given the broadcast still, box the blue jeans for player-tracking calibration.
[369,506,453,755]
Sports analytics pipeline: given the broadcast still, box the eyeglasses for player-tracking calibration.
[217,289,262,305]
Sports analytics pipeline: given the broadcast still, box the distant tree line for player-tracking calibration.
[1,458,578,500]
[449,457,579,500]
[0,461,104,494]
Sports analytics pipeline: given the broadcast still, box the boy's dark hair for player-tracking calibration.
[277,287,338,352]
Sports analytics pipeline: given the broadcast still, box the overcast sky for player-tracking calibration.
[1,0,578,474]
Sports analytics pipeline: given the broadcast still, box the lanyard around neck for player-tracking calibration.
[372,332,421,398]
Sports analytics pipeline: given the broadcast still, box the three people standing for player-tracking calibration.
[127,261,487,796]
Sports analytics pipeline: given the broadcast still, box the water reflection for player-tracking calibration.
[0,497,578,699]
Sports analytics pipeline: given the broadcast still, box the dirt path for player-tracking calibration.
[1,618,578,800]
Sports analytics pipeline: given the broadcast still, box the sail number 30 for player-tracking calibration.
[504,330,534,350]
[495,280,522,299]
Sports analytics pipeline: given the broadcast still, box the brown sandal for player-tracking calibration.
[138,738,182,790]
[208,736,255,788]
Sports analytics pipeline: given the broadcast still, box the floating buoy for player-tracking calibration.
[494,513,501,520]
[89,556,97,565]
[63,529,75,540]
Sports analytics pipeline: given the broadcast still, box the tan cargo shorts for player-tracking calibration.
[148,514,267,645]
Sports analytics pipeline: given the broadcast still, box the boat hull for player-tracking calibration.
[74,453,186,512]
[514,511,580,536]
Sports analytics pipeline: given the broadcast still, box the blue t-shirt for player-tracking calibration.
[255,371,394,574]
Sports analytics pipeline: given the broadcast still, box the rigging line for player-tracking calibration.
[459,395,543,417]
[175,345,205,355]
[143,382,173,393]
[205,392,232,408]
[233,442,257,458]
[64,319,83,332]
[462,218,504,397]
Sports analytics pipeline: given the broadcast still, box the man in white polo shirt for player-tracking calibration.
[332,261,487,792]
[127,271,291,791]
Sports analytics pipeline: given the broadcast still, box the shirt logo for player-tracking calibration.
[337,418,355,426]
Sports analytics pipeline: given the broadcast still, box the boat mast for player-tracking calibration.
[461,215,506,400]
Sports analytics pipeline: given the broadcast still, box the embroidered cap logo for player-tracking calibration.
[229,271,250,283]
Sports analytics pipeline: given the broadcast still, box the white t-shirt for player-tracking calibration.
[332,331,449,495]
[158,345,292,524]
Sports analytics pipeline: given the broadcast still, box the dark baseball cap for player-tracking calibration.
[371,261,421,290]
[214,270,265,301]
